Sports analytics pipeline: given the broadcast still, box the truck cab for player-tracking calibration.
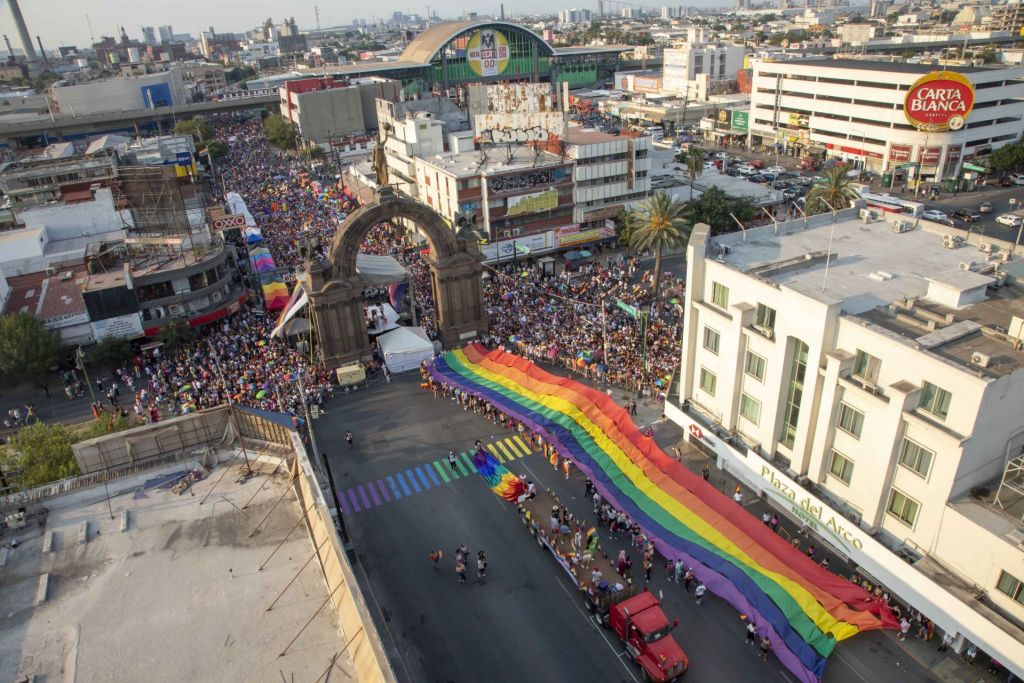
[608,590,688,681]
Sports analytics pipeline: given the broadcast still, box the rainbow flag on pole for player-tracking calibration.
[426,344,896,683]
[270,284,309,338]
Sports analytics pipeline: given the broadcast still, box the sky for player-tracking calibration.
[5,0,726,52]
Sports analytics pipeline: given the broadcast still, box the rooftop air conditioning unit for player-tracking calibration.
[979,242,993,254]
[1007,529,1024,548]
[959,261,974,271]
[971,351,991,368]
[60,271,73,281]
[45,266,57,276]
[754,324,774,340]
[892,219,913,233]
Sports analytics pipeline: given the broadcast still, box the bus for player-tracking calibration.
[858,191,924,217]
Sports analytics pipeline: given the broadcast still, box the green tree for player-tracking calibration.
[686,186,757,233]
[199,139,228,159]
[3,422,79,488]
[988,142,1024,174]
[628,191,691,302]
[264,113,298,150]
[157,320,196,351]
[225,65,257,83]
[0,312,61,384]
[615,207,642,252]
[806,167,858,215]
[89,336,134,368]
[174,116,213,143]
[684,148,705,202]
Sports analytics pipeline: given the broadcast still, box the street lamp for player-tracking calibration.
[818,198,838,293]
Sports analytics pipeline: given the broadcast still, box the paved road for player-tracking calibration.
[319,372,934,683]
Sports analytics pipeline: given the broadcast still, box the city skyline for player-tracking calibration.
[3,0,732,52]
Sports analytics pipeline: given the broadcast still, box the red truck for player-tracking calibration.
[609,590,688,682]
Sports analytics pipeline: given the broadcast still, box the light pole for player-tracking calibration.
[818,198,838,293]
[75,346,97,405]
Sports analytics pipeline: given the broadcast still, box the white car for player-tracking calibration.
[921,210,948,221]
[765,165,787,175]
[714,151,731,159]
[736,165,756,175]
[996,213,1024,227]
[703,161,717,170]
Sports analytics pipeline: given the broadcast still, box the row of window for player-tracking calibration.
[852,349,952,420]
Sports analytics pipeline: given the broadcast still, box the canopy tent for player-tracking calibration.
[366,303,400,335]
[377,326,433,374]
[356,253,409,286]
[224,192,257,227]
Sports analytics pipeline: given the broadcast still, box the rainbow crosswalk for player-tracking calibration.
[336,435,535,514]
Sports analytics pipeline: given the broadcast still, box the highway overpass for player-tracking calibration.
[0,94,278,146]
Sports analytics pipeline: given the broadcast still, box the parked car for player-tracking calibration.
[715,151,731,159]
[736,165,756,175]
[703,161,717,170]
[747,174,767,184]
[1000,177,1013,187]
[953,209,981,222]
[980,202,993,213]
[765,165,787,175]
[996,213,1024,227]
[750,159,765,169]
[921,209,949,222]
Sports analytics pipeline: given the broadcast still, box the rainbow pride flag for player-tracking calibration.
[260,275,290,311]
[427,344,896,683]
[249,246,276,274]
[472,446,527,501]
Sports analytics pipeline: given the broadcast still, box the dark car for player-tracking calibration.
[953,209,981,222]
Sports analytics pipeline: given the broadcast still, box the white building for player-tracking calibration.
[558,8,593,24]
[837,23,883,44]
[662,44,745,98]
[669,211,1024,675]
[748,59,1024,179]
[564,126,651,227]
[52,69,188,115]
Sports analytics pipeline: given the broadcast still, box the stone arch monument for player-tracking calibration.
[299,188,488,369]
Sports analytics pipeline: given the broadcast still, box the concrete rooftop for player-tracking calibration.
[419,144,567,178]
[0,452,351,683]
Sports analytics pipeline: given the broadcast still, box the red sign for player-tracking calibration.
[919,147,942,165]
[903,71,975,131]
[689,424,704,440]
[889,145,912,163]
[946,145,962,162]
[212,214,246,231]
[839,145,883,160]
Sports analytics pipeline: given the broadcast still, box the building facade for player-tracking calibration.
[662,44,745,97]
[748,59,1024,180]
[564,127,651,228]
[280,77,400,144]
[669,211,1024,673]
[52,68,188,115]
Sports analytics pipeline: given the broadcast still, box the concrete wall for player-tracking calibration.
[18,188,132,239]
[53,69,187,115]
[295,87,365,142]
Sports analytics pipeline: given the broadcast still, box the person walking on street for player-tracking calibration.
[477,550,487,579]
[702,464,710,482]
[346,430,354,448]
[630,399,637,416]
[746,620,758,645]
[585,478,593,498]
[694,582,707,605]
[448,450,458,472]
[762,511,771,526]
[770,514,780,533]
[455,559,467,583]
[733,487,743,505]
[429,549,444,568]
[899,617,911,641]
[683,567,694,592]
[673,560,683,584]
[759,636,772,662]
[938,632,954,652]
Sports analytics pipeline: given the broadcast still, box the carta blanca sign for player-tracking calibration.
[904,71,975,132]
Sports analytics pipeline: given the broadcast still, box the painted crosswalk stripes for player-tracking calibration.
[337,436,535,514]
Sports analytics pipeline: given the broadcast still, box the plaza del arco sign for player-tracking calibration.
[903,71,976,132]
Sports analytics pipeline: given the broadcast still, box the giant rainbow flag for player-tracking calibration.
[427,343,896,682]
[472,446,527,501]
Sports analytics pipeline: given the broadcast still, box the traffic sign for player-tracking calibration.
[616,299,639,319]
[963,163,987,173]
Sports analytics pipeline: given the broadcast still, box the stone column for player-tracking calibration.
[300,264,372,370]
[430,249,489,348]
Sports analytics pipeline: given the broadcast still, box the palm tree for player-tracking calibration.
[685,148,705,202]
[628,191,691,303]
[805,167,858,215]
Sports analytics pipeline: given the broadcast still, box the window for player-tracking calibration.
[852,349,880,385]
[836,403,864,439]
[739,393,761,425]
[828,450,854,484]
[919,381,952,421]
[780,340,809,448]
[755,303,776,332]
[899,438,934,478]
[703,326,720,354]
[886,488,920,528]
[996,571,1024,605]
[711,282,729,309]
[699,368,717,396]
[744,350,766,382]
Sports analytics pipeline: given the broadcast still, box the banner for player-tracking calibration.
[467,29,509,77]
[732,111,749,133]
[270,284,309,338]
[506,189,559,217]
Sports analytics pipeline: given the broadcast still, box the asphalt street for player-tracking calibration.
[319,371,935,683]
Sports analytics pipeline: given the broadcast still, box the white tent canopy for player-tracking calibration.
[376,326,433,374]
[366,303,400,335]
[356,253,409,286]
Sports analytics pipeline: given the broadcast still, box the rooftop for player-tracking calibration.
[711,211,1024,376]
[783,58,1009,75]
[564,126,642,144]
[417,144,568,179]
[0,451,351,683]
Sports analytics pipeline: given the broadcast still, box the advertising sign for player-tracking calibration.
[903,71,975,132]
[919,147,942,165]
[717,109,732,130]
[555,225,614,248]
[506,189,559,217]
[889,144,912,163]
[467,29,510,77]
[175,151,192,167]
[481,231,551,261]
[91,313,144,341]
[634,76,662,94]
[731,110,749,133]
[212,214,247,231]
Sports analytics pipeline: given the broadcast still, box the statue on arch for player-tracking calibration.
[372,123,392,188]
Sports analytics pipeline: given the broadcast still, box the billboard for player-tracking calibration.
[889,144,912,163]
[475,111,566,144]
[467,29,510,77]
[731,111,749,133]
[919,147,942,165]
[717,109,732,130]
[507,189,559,217]
[903,71,975,132]
[482,231,552,261]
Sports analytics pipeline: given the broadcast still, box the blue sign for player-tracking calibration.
[140,83,172,108]
[176,151,192,167]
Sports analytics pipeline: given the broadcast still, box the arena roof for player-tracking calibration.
[399,20,556,64]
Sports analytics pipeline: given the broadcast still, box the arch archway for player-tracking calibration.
[300,188,488,369]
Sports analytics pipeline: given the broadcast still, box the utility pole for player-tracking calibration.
[207,341,253,475]
[75,346,98,405]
